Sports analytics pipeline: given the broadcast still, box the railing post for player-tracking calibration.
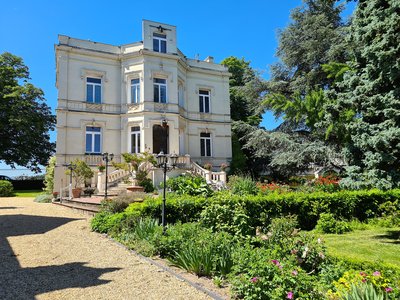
[220,171,227,184]
[205,170,211,183]
[184,154,191,168]
[97,172,105,193]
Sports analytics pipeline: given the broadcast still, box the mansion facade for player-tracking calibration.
[53,20,232,191]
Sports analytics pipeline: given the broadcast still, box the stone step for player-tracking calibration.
[52,201,100,216]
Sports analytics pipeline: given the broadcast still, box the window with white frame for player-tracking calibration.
[130,78,140,104]
[154,78,167,103]
[200,132,212,157]
[85,126,101,153]
[199,90,210,113]
[130,126,141,154]
[153,33,167,53]
[86,77,102,103]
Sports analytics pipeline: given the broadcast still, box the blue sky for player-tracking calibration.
[0,0,355,177]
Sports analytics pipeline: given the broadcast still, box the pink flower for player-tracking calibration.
[362,278,367,283]
[250,277,259,283]
[271,259,280,265]
[385,287,393,293]
[287,291,294,299]
[291,270,298,276]
[373,271,381,277]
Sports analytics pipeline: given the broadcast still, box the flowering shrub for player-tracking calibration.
[230,246,323,299]
[257,182,291,194]
[327,270,400,299]
[313,175,341,192]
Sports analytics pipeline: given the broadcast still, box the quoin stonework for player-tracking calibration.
[53,20,232,192]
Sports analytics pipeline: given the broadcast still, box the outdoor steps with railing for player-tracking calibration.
[191,162,227,186]
[53,197,102,216]
[96,182,132,196]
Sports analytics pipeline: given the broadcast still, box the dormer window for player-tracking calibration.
[153,33,167,53]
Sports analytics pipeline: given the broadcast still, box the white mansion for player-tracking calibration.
[53,20,232,192]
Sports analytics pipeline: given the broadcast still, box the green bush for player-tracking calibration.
[166,174,213,196]
[34,193,53,203]
[262,216,327,274]
[0,180,13,197]
[170,240,215,276]
[240,189,400,230]
[200,201,254,237]
[315,213,352,234]
[101,194,150,214]
[44,156,56,194]
[228,175,258,196]
[138,177,154,193]
[131,217,160,241]
[123,194,210,225]
[157,222,203,257]
[90,211,126,233]
[264,215,299,249]
[168,228,235,277]
[93,189,400,235]
[117,217,162,256]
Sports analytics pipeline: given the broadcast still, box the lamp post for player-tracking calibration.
[102,152,114,199]
[157,151,178,234]
[64,163,76,201]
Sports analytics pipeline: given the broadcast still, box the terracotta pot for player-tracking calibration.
[72,188,82,198]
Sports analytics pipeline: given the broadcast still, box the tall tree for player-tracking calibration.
[221,57,266,175]
[269,0,348,96]
[335,0,400,189]
[264,0,351,137]
[0,52,55,171]
[243,0,351,179]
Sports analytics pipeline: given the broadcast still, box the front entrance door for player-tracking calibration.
[153,124,168,154]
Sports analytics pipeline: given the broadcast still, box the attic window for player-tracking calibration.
[153,33,166,53]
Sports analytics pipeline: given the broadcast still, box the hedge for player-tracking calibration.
[91,189,400,233]
[0,180,14,197]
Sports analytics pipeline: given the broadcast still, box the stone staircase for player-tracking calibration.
[53,197,102,216]
[97,182,131,196]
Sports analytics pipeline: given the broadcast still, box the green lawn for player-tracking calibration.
[322,227,400,268]
[13,190,44,197]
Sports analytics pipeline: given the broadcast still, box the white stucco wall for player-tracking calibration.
[53,20,232,192]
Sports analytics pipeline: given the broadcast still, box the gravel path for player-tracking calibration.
[0,197,212,300]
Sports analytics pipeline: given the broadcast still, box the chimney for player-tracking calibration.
[204,56,214,63]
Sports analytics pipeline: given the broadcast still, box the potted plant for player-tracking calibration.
[203,162,212,171]
[66,159,94,198]
[97,163,105,172]
[220,163,228,172]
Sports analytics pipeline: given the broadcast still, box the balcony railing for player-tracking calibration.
[58,154,121,166]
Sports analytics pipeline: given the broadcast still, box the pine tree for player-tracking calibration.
[338,0,400,189]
